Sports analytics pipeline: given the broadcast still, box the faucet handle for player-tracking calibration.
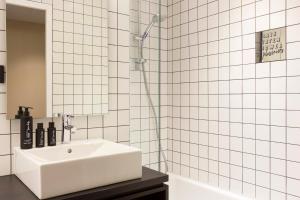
[63,114,74,126]
[64,125,74,130]
[63,114,74,120]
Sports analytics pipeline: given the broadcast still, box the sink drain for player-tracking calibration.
[67,148,72,153]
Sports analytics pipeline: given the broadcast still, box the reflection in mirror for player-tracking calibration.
[7,4,47,119]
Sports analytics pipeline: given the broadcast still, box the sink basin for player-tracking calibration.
[14,139,142,199]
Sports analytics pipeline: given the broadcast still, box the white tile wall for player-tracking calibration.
[1,0,300,199]
[0,0,130,176]
[167,0,300,199]
[51,0,109,115]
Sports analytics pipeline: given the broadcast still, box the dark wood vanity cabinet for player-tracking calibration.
[110,184,168,200]
[91,184,169,200]
[0,167,168,200]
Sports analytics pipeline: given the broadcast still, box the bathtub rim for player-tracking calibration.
[167,172,255,200]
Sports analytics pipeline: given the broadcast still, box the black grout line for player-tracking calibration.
[206,0,210,184]
[72,1,75,116]
[196,0,200,181]
[268,0,272,197]
[187,0,190,179]
[179,0,181,176]
[285,0,288,199]
[217,0,220,188]
[241,0,244,194]
[62,0,65,115]
[9,119,12,174]
[147,0,151,169]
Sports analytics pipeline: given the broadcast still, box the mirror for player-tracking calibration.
[6,0,108,119]
[6,3,48,119]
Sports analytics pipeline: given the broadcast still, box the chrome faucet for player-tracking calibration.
[61,114,75,144]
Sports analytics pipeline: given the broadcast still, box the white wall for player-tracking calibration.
[167,0,300,200]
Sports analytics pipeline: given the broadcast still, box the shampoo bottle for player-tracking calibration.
[20,107,33,149]
[47,122,56,146]
[36,123,45,148]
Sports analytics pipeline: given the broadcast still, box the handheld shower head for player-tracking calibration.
[140,14,166,41]
[151,14,167,23]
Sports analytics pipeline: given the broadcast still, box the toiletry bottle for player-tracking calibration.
[20,107,33,149]
[47,122,56,146]
[15,106,24,119]
[0,65,5,83]
[36,123,45,148]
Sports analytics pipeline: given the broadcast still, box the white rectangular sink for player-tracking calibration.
[14,139,142,199]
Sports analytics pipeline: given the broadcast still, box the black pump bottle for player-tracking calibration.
[20,107,33,149]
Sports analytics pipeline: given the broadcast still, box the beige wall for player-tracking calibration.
[7,20,45,119]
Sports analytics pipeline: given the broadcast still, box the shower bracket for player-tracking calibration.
[134,58,147,71]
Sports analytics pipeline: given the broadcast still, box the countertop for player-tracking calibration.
[0,167,168,200]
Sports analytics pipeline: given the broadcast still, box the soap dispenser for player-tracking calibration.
[20,107,33,149]
[15,106,24,119]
